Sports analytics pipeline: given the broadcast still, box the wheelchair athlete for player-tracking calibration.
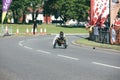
[53,31,67,48]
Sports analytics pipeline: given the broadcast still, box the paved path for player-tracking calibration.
[0,35,120,80]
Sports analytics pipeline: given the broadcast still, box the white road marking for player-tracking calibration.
[92,62,120,70]
[36,50,51,54]
[18,41,24,46]
[19,43,23,46]
[24,46,33,50]
[57,55,79,61]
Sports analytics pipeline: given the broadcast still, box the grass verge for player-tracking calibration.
[0,24,87,35]
[74,38,120,51]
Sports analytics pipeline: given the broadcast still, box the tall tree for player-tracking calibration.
[10,0,42,23]
[44,0,90,23]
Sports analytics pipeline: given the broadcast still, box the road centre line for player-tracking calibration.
[24,46,33,50]
[92,62,120,70]
[36,50,51,54]
[18,41,24,46]
[19,42,23,47]
[57,55,79,61]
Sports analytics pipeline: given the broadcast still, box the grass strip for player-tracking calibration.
[0,24,87,35]
[74,38,120,51]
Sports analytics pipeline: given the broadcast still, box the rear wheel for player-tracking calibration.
[63,42,67,49]
[53,41,57,48]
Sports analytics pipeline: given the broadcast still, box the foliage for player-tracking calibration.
[0,0,90,23]
[0,0,42,23]
[0,0,2,22]
[11,0,42,23]
[7,10,13,20]
[44,0,90,22]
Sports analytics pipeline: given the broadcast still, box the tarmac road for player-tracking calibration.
[0,35,120,80]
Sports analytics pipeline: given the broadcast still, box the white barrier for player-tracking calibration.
[16,28,19,34]
[40,28,47,35]
[26,28,29,34]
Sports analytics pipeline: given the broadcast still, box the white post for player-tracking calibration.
[16,28,19,34]
[44,28,47,35]
[26,28,29,34]
[40,28,43,35]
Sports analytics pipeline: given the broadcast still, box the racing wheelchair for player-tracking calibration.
[53,32,67,48]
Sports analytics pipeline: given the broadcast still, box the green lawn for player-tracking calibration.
[0,24,88,35]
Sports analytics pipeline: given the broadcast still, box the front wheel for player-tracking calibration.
[63,43,67,49]
[53,41,57,48]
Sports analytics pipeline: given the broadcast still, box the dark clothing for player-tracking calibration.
[33,20,37,35]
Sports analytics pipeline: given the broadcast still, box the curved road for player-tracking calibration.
[0,35,120,80]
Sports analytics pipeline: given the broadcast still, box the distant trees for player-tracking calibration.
[44,0,90,23]
[10,0,28,23]
[0,0,2,22]
[0,0,90,23]
[10,0,42,23]
[0,0,42,23]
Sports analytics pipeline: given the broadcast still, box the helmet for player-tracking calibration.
[59,31,64,38]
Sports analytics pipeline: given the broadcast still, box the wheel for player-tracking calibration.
[63,43,67,49]
[53,41,57,48]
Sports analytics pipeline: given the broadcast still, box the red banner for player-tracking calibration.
[90,0,109,26]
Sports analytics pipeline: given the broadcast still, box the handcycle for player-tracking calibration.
[53,37,67,49]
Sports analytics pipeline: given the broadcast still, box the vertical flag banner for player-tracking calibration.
[2,0,12,23]
[90,0,95,25]
[90,0,109,26]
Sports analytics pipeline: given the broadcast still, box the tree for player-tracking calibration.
[0,0,90,23]
[10,0,42,23]
[44,0,90,23]
[0,0,2,23]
